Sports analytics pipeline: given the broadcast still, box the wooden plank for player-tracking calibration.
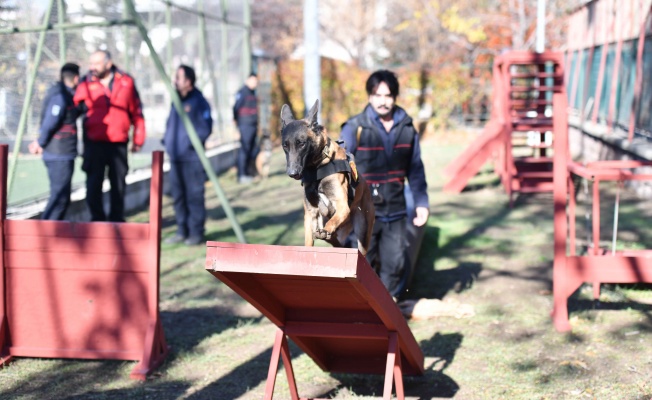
[284,321,388,339]
[568,256,652,282]
[4,234,150,255]
[5,220,149,240]
[5,251,151,272]
[206,242,356,277]
[6,268,148,354]
[7,346,141,360]
[206,242,425,377]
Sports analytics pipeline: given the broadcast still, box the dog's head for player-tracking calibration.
[280,99,326,180]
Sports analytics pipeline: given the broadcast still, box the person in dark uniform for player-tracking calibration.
[232,73,258,183]
[163,65,213,246]
[340,70,429,301]
[29,63,81,220]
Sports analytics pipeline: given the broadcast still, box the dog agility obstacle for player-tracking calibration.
[551,93,652,331]
[0,146,169,380]
[444,51,566,206]
[205,242,424,399]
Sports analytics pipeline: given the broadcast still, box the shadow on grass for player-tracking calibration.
[1,361,191,400]
[64,380,191,400]
[160,307,263,364]
[204,206,304,245]
[309,332,461,399]
[407,224,483,300]
[459,174,501,193]
[568,297,652,318]
[0,308,258,400]
[185,346,276,399]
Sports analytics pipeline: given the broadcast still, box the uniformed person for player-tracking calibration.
[233,73,259,183]
[163,65,213,246]
[29,63,81,220]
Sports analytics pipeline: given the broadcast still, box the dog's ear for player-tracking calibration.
[280,104,294,128]
[306,99,320,127]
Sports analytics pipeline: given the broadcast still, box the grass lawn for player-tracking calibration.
[1,127,652,399]
[8,154,153,205]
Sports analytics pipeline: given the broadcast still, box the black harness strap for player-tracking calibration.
[302,154,360,204]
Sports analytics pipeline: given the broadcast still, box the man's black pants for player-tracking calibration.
[169,160,206,239]
[237,124,257,178]
[366,217,411,298]
[83,141,128,222]
[42,159,75,220]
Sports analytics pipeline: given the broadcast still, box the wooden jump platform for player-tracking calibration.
[0,146,168,380]
[205,242,424,400]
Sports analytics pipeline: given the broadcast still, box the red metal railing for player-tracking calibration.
[552,91,652,332]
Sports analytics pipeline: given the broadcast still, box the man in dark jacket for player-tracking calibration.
[232,73,258,183]
[340,69,429,300]
[74,50,146,222]
[163,65,213,246]
[29,63,81,220]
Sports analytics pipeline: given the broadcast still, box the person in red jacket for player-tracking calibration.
[74,50,146,222]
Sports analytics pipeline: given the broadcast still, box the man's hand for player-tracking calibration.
[413,206,429,227]
[28,140,43,155]
[131,143,142,153]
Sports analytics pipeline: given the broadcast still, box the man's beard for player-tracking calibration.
[92,69,109,79]
[375,105,392,117]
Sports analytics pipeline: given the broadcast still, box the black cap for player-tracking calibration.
[61,63,80,75]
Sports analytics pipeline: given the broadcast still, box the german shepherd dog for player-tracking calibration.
[280,100,375,256]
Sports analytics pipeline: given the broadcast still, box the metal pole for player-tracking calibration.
[123,0,130,71]
[166,0,172,76]
[57,0,66,63]
[220,0,229,141]
[8,0,56,196]
[590,0,611,123]
[198,3,223,144]
[303,0,321,119]
[125,0,247,244]
[198,0,206,85]
[629,2,649,141]
[242,0,251,81]
[0,19,136,35]
[611,181,621,255]
[535,0,546,53]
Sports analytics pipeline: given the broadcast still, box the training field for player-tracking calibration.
[1,129,652,399]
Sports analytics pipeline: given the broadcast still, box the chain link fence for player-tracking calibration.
[0,0,254,205]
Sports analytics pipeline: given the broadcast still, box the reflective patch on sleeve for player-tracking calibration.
[203,110,211,120]
[51,104,61,116]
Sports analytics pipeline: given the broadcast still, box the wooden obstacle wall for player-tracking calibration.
[0,146,168,380]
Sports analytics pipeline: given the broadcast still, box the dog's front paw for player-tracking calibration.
[314,229,331,240]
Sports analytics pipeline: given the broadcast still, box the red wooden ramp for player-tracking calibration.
[443,120,505,193]
[205,242,424,400]
[0,146,169,380]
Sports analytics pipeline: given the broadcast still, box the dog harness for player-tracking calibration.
[301,143,360,204]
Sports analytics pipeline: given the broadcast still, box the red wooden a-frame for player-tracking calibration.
[0,145,168,380]
[206,242,424,400]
